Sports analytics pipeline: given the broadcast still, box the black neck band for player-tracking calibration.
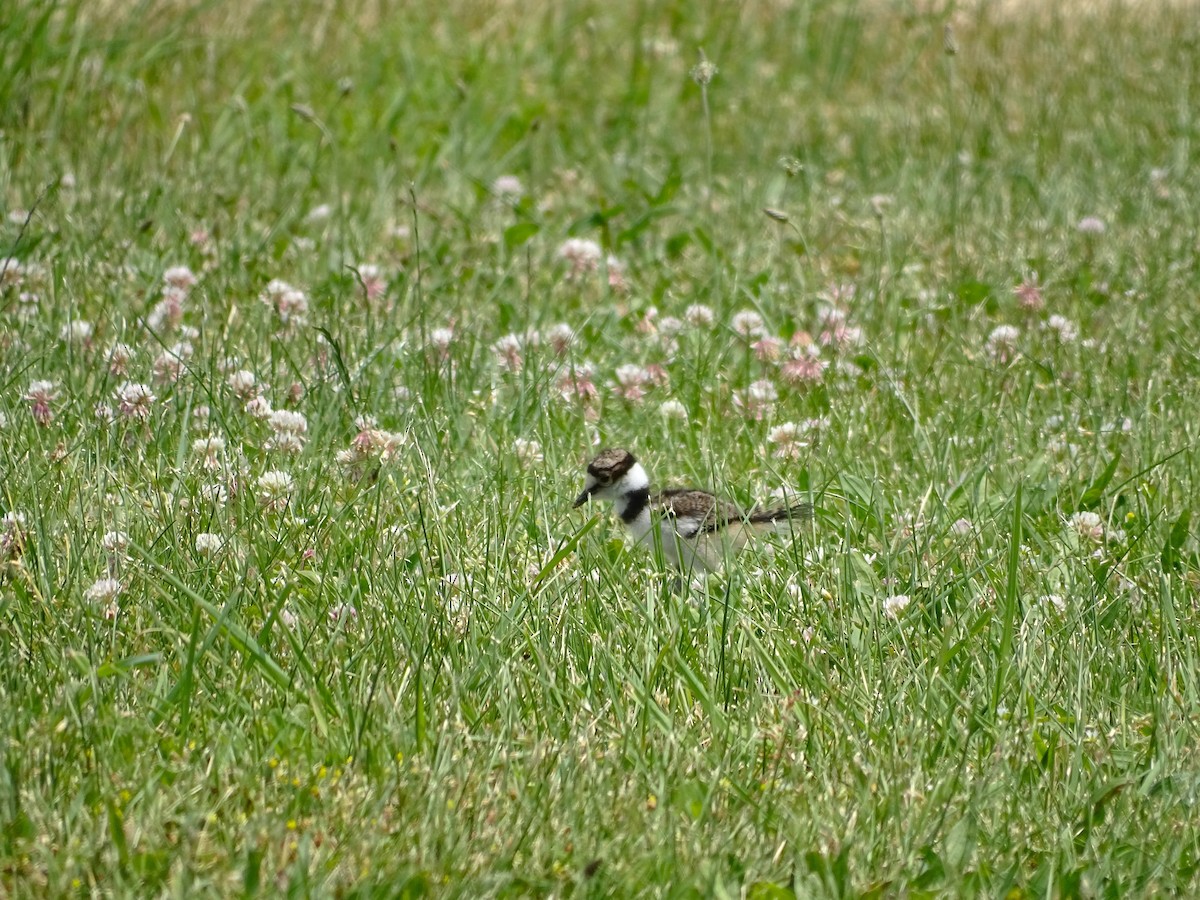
[619,487,650,524]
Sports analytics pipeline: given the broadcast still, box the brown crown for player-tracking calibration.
[587,448,636,479]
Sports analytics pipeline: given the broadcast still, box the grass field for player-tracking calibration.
[4,0,1200,895]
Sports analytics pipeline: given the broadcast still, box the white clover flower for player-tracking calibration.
[768,422,799,444]
[195,533,223,556]
[264,433,304,455]
[328,604,358,625]
[659,399,688,421]
[733,379,778,420]
[883,594,911,619]
[107,343,136,375]
[984,325,1020,363]
[60,320,93,344]
[244,397,274,419]
[1097,418,1127,435]
[228,370,258,398]
[1069,511,1105,542]
[780,345,828,385]
[612,364,654,402]
[260,280,308,325]
[101,531,130,554]
[268,409,307,435]
[748,379,777,402]
[767,422,806,459]
[0,257,23,287]
[192,435,226,469]
[257,470,294,511]
[546,323,575,354]
[1046,315,1078,343]
[817,308,864,349]
[731,309,766,338]
[147,289,185,333]
[492,175,524,200]
[491,334,525,372]
[1014,279,1044,312]
[15,292,38,319]
[635,306,658,335]
[374,430,406,462]
[428,327,455,354]
[752,336,784,361]
[685,304,715,327]
[306,204,332,223]
[658,316,685,339]
[25,380,57,426]
[84,577,122,604]
[25,380,56,402]
[152,342,192,384]
[115,382,156,421]
[163,266,198,290]
[557,238,603,276]
[350,263,387,302]
[0,512,27,561]
[614,364,649,386]
[987,324,1020,345]
[199,483,229,504]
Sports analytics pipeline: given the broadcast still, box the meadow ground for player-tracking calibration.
[3,0,1200,895]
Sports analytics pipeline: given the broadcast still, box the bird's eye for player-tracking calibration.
[597,473,612,486]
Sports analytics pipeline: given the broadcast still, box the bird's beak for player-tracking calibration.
[572,488,592,509]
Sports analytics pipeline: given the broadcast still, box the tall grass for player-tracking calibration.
[2,0,1199,895]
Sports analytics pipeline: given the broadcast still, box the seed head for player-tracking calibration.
[690,55,718,87]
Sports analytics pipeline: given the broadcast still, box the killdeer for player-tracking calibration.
[573,448,812,574]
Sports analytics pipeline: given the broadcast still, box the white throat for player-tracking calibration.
[613,463,653,542]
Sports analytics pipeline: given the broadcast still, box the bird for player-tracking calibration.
[572,448,812,574]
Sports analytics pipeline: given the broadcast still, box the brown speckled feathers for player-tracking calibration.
[653,488,811,537]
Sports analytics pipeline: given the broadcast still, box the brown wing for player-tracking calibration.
[653,488,743,537]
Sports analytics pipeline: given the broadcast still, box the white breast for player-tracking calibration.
[621,501,723,573]
[654,519,716,572]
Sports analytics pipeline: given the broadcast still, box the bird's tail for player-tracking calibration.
[710,501,814,558]
[747,501,814,525]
